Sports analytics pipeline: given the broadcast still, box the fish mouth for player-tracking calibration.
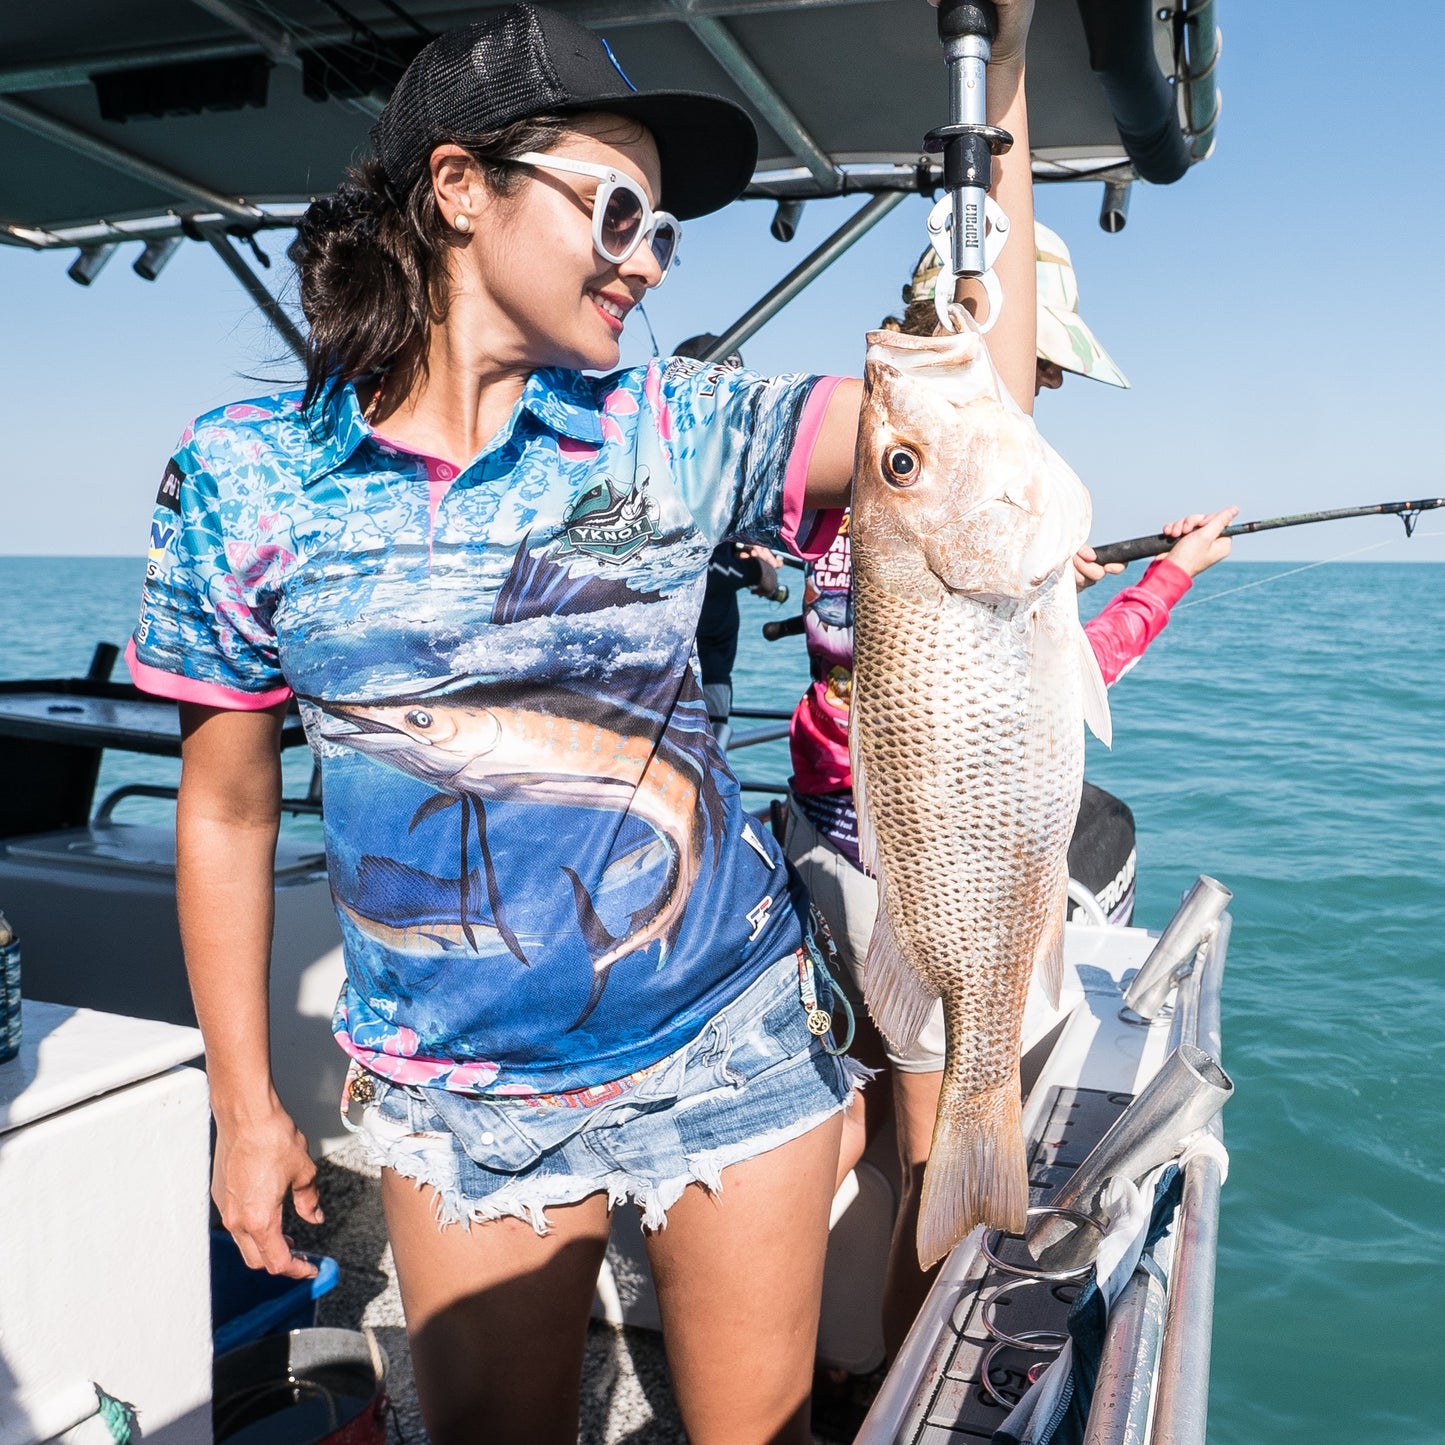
[317,708,417,751]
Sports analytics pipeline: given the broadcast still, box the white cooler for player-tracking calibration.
[0,1001,211,1444]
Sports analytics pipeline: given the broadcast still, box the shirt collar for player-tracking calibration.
[299,370,604,486]
[297,381,376,487]
[520,368,605,445]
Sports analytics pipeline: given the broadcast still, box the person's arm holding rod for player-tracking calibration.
[178,701,322,1278]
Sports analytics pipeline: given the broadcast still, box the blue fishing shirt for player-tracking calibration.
[130,361,843,1094]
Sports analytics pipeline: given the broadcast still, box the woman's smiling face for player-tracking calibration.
[433,113,666,373]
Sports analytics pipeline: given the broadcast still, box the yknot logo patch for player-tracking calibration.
[560,470,658,564]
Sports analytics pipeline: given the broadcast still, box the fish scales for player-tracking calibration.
[849,312,1108,1269]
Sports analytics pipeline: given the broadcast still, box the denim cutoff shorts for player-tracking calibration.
[349,949,864,1234]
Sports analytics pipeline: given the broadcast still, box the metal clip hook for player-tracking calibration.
[927,193,1011,333]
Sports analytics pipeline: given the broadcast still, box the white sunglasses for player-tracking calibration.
[511,152,681,281]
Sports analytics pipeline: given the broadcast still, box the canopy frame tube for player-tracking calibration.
[701,190,908,362]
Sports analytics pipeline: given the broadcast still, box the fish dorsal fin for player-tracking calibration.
[1078,625,1112,748]
[491,532,664,624]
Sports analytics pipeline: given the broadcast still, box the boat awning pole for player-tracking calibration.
[201,226,308,362]
[701,190,909,363]
[0,97,260,227]
[671,5,838,191]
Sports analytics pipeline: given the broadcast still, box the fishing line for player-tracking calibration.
[634,301,662,359]
[1173,537,1398,610]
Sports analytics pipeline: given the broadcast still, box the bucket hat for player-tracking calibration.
[371,3,757,221]
[1033,221,1129,388]
[900,224,1130,387]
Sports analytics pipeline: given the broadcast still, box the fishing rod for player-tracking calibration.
[1091,498,1445,567]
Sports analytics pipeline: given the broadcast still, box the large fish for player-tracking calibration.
[849,310,1111,1269]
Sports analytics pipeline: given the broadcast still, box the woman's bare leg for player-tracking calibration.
[645,1111,845,1445]
[835,1007,893,1190]
[381,1171,611,1445]
[881,1066,945,1358]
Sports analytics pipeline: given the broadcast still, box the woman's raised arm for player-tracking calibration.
[804,0,1037,510]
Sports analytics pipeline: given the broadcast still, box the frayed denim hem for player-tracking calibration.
[355,1054,872,1237]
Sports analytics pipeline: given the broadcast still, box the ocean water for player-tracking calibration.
[4,556,1443,1440]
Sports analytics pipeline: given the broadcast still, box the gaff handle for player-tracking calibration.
[763,615,806,642]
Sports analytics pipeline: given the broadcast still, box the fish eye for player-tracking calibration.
[405,709,433,729]
[883,445,921,486]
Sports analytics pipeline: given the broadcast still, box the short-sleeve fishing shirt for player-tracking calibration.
[130,361,845,1095]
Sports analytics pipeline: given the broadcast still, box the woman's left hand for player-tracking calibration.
[1160,506,1239,578]
[1073,544,1125,591]
[926,0,1035,72]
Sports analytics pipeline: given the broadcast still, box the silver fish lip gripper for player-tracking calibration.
[925,0,1013,281]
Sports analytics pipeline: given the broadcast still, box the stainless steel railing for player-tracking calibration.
[1085,890,1232,1445]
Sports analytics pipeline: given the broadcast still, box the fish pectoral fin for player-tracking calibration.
[849,708,881,879]
[862,899,938,1051]
[409,792,457,832]
[916,1081,1028,1270]
[1078,626,1112,747]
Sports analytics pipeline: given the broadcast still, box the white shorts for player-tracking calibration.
[785,797,947,1073]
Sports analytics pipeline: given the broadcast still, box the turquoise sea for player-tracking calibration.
[3,555,1442,1442]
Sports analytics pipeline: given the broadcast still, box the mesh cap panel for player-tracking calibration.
[369,3,757,219]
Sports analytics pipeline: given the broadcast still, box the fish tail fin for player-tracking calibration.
[562,865,620,1029]
[916,1080,1029,1270]
[863,895,939,1051]
[1077,625,1112,747]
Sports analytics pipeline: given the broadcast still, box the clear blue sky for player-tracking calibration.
[3,1,1442,562]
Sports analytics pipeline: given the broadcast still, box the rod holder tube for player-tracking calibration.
[1082,1263,1168,1445]
[1121,876,1232,1022]
[1026,1043,1233,1270]
[1148,1150,1223,1444]
[701,191,908,364]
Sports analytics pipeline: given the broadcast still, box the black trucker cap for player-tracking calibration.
[370,3,758,221]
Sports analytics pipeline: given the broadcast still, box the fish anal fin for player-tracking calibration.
[1035,873,1067,1010]
[863,900,938,1051]
[1078,626,1112,748]
[916,1080,1028,1270]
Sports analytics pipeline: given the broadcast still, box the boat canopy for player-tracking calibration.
[0,0,1220,252]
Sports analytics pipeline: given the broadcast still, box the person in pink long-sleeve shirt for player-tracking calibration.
[790,230,1235,1412]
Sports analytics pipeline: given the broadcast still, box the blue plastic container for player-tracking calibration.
[0,913,21,1065]
[211,1229,340,1356]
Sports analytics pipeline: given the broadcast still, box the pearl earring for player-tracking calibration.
[453,213,471,233]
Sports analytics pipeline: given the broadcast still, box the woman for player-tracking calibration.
[125,4,1038,1441]
[788,234,1236,1365]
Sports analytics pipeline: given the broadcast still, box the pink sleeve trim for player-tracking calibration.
[781,376,847,560]
[125,639,293,711]
[1138,557,1193,608]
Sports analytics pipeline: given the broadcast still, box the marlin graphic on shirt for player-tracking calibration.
[310,538,726,1027]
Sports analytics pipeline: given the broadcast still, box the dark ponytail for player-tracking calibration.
[288,115,569,414]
